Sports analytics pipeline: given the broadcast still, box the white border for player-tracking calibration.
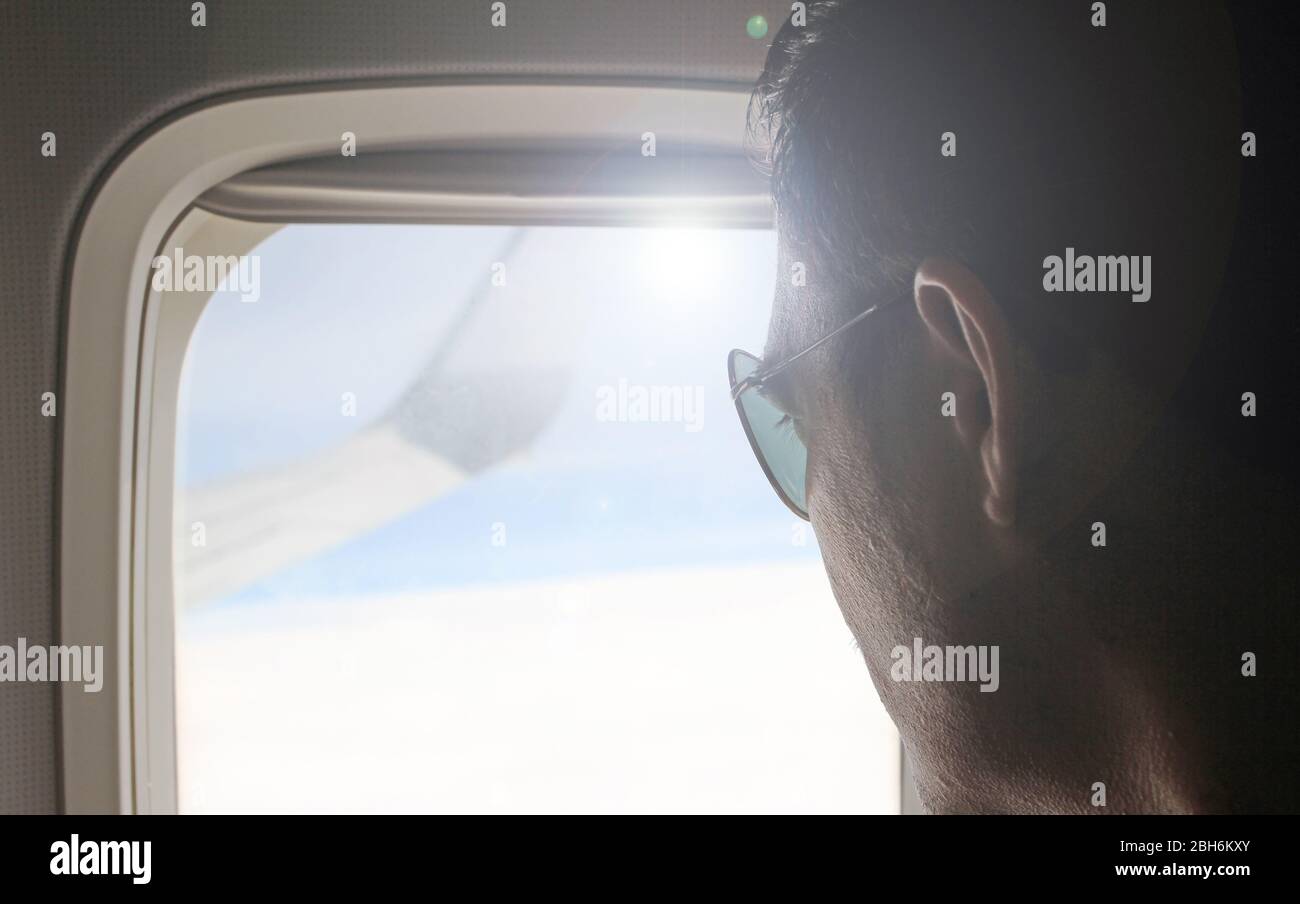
[61,83,756,813]
[132,210,281,815]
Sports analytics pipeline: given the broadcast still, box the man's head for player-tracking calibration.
[748,1,1292,812]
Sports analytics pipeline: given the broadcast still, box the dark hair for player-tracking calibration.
[748,0,1241,388]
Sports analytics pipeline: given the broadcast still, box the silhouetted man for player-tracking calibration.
[732,0,1296,813]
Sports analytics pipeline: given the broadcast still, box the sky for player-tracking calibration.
[172,223,896,813]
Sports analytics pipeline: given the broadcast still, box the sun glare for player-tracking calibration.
[639,227,730,305]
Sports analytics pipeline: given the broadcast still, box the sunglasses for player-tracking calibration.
[728,290,910,520]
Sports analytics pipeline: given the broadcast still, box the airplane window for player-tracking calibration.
[173,223,898,813]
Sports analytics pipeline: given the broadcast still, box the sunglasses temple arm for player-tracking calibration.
[754,289,909,386]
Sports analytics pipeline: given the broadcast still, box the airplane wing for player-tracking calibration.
[178,229,580,606]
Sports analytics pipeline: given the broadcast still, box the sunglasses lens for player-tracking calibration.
[732,351,808,516]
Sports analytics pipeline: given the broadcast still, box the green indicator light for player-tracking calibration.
[746,14,769,40]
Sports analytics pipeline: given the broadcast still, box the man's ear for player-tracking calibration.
[913,257,1018,528]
